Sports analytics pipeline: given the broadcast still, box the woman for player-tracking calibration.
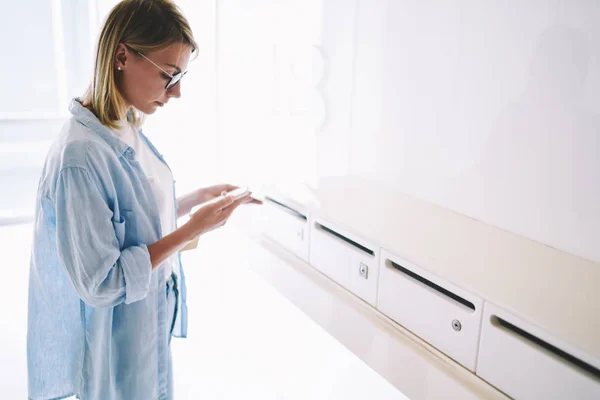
[27,1,258,399]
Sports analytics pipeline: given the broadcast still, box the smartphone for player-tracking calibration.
[189,187,250,215]
[225,186,250,201]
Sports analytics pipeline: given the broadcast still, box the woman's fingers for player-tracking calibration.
[212,194,234,212]
[217,184,238,194]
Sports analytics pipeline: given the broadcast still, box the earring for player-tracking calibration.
[117,66,122,70]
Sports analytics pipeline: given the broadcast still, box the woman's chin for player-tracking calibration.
[139,104,159,114]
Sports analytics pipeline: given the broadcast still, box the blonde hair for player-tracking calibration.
[83,0,197,129]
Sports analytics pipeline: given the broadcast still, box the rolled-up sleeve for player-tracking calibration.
[55,166,153,307]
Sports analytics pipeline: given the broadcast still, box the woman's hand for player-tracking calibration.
[183,194,247,238]
[149,194,247,267]
[177,184,262,218]
[177,185,262,218]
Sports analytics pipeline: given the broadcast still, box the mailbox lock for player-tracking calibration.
[359,263,368,279]
[452,319,462,332]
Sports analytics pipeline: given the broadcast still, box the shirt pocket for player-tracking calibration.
[113,210,139,249]
[112,213,126,249]
[122,210,139,249]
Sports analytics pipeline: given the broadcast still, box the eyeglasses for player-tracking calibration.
[125,45,187,90]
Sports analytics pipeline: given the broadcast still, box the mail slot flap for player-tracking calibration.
[377,249,483,371]
[262,196,309,262]
[309,217,380,306]
[477,302,600,399]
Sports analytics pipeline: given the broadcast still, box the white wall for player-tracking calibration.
[215,0,600,262]
[345,0,600,262]
[216,0,325,188]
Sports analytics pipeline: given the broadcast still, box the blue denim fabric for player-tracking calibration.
[27,99,188,400]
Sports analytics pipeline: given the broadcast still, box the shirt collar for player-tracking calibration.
[68,98,131,156]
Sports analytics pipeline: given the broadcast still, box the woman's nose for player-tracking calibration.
[168,82,182,99]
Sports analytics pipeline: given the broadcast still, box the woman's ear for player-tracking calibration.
[115,43,128,70]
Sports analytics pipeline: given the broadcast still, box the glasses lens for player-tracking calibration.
[166,72,185,90]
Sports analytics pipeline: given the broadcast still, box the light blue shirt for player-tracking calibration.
[27,99,187,400]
